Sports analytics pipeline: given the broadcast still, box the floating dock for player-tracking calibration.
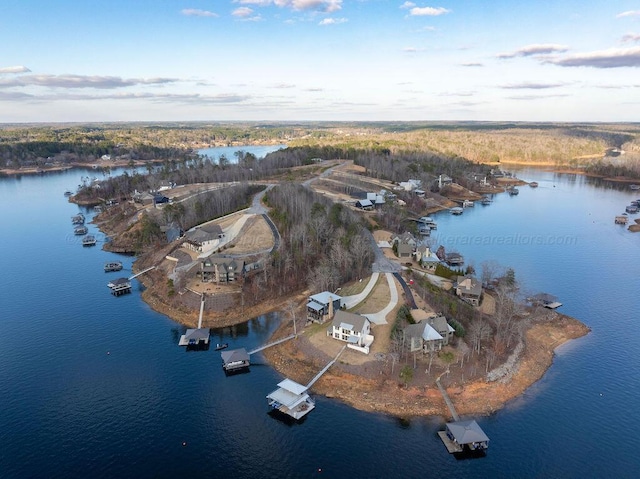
[615,215,629,225]
[104,261,123,272]
[82,235,97,246]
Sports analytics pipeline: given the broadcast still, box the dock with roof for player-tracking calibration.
[266,345,346,420]
[179,293,210,349]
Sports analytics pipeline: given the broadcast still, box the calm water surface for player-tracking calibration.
[1,160,639,478]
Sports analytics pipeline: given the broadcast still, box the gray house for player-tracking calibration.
[184,223,224,252]
[411,309,455,346]
[455,275,482,306]
[307,291,343,323]
[200,256,245,283]
[403,319,445,353]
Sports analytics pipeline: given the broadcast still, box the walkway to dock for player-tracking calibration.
[247,334,296,355]
[436,375,460,421]
[197,294,205,329]
[306,345,346,389]
[128,266,155,280]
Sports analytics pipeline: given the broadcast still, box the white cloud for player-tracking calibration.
[233,7,255,18]
[409,6,450,17]
[622,33,640,43]
[616,11,640,18]
[181,9,218,17]
[274,0,342,13]
[0,74,177,89]
[547,46,640,68]
[400,1,416,9]
[500,82,566,90]
[403,47,419,53]
[460,62,483,67]
[497,43,569,59]
[319,17,347,25]
[0,65,31,74]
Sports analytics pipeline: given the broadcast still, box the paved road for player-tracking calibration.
[393,272,417,309]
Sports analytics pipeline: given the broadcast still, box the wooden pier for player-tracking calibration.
[221,334,296,371]
[179,294,210,348]
[305,345,346,389]
[128,266,155,280]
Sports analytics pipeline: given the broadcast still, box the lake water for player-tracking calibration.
[1,158,640,478]
[198,145,286,163]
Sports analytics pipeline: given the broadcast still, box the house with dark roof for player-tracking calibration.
[355,199,374,210]
[455,275,482,306]
[184,223,225,252]
[306,291,343,324]
[392,232,417,259]
[200,256,244,283]
[327,310,373,354]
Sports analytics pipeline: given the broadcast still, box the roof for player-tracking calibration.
[331,310,369,333]
[267,385,309,410]
[404,321,443,342]
[356,199,373,207]
[307,301,324,312]
[309,291,342,306]
[446,420,490,445]
[184,328,210,341]
[456,276,482,296]
[199,223,223,235]
[428,315,454,334]
[221,348,249,363]
[277,379,308,395]
[110,277,130,286]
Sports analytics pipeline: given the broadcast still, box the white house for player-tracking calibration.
[327,310,374,354]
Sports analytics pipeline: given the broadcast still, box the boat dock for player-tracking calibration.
[222,334,297,372]
[436,376,490,453]
[107,277,131,296]
[615,215,629,225]
[266,345,346,420]
[179,294,210,348]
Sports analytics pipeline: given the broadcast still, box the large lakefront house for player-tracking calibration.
[403,310,455,353]
[306,291,343,324]
[327,310,374,354]
[184,223,225,253]
[199,256,245,284]
[455,275,482,306]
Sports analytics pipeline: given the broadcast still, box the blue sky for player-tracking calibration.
[1,1,640,122]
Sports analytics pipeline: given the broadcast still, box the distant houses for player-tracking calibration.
[306,291,343,324]
[327,310,374,354]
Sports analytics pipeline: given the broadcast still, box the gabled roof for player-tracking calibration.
[331,310,369,333]
[404,321,443,342]
[456,275,482,296]
[428,315,455,334]
[356,199,373,208]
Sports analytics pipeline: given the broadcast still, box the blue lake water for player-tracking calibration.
[1,159,640,478]
[198,145,286,163]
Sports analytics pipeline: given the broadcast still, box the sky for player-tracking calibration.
[1,0,640,123]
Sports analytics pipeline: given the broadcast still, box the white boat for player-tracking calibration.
[104,261,123,272]
[451,207,463,215]
[463,200,474,207]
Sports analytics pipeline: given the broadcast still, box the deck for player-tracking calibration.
[437,431,463,453]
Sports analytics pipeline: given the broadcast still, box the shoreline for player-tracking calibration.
[261,312,589,418]
[90,163,593,419]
